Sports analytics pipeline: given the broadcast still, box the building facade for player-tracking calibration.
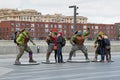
[115,23,120,39]
[0,8,42,22]
[0,21,118,40]
[42,14,87,23]
[0,8,87,23]
[0,8,118,40]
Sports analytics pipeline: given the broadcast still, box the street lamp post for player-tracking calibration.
[69,5,79,32]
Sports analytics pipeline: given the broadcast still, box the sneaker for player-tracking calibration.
[15,60,21,65]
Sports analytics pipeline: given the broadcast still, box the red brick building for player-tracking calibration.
[115,23,120,39]
[0,21,119,40]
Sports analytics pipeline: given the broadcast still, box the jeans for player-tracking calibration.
[100,47,105,61]
[57,47,63,63]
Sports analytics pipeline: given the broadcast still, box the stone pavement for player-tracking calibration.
[0,52,120,80]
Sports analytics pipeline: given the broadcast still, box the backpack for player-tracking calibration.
[14,31,19,44]
[14,30,24,44]
[62,37,66,47]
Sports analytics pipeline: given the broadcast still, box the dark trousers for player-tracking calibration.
[54,50,57,62]
[57,47,63,63]
[100,47,105,61]
[105,48,111,61]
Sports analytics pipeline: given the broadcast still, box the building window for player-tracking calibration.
[50,24,53,28]
[16,28,20,31]
[58,25,62,28]
[95,26,98,29]
[52,19,55,22]
[106,30,109,34]
[11,23,14,27]
[11,28,14,32]
[111,26,113,29]
[91,26,94,29]
[58,28,62,32]
[79,26,83,30]
[54,24,57,28]
[26,23,29,27]
[83,25,87,29]
[16,23,20,27]
[71,26,74,29]
[64,30,66,34]
[36,24,39,27]
[31,24,34,28]
[95,29,98,33]
[106,26,110,30]
[31,28,34,31]
[99,26,102,29]
[45,24,48,28]
[21,23,25,26]
[45,28,49,32]
[61,19,64,22]
[20,16,23,20]
[64,25,67,29]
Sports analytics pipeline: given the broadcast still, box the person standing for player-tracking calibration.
[57,32,65,63]
[103,34,111,62]
[98,35,106,62]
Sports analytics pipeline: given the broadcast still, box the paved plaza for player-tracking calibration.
[0,52,120,80]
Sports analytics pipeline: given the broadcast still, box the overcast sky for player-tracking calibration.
[0,0,120,24]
